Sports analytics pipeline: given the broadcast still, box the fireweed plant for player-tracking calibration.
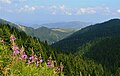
[0,35,64,76]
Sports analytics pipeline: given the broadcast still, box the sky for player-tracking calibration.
[0,0,120,26]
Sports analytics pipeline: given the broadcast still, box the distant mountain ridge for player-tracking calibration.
[32,21,91,29]
[0,18,78,44]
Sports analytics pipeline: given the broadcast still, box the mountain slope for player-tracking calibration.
[83,37,120,70]
[52,19,120,52]
[56,36,120,76]
[0,18,76,44]
[34,26,76,44]
[74,36,120,75]
[0,18,34,35]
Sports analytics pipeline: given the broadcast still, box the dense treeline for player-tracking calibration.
[52,19,120,52]
[83,37,120,75]
[56,37,120,76]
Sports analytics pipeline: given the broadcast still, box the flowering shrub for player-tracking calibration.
[0,35,64,76]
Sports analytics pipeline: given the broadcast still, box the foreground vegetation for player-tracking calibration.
[0,24,64,76]
[0,35,64,76]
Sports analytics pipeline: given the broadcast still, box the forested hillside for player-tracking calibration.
[52,19,120,52]
[55,37,120,76]
[52,19,120,76]
[33,26,76,44]
[83,37,120,75]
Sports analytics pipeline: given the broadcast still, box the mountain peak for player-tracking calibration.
[105,18,120,23]
[109,18,120,21]
[36,26,50,30]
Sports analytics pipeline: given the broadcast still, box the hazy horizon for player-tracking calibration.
[0,0,120,26]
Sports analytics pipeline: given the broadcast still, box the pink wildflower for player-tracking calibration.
[13,49,19,56]
[35,57,38,61]
[12,45,19,56]
[29,55,35,62]
[40,59,43,63]
[47,61,51,67]
[39,54,42,63]
[10,35,16,42]
[0,40,4,43]
[27,59,31,64]
[12,45,19,51]
[21,52,27,60]
[51,61,54,68]
[29,56,34,60]
[20,46,24,55]
[35,60,39,66]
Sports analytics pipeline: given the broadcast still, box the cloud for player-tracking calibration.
[0,0,12,4]
[59,5,73,15]
[18,0,27,2]
[18,5,36,12]
[14,0,27,3]
[47,5,110,16]
[76,8,96,15]
[48,5,57,15]
[47,5,73,15]
[0,3,112,16]
[0,0,28,5]
[117,9,120,13]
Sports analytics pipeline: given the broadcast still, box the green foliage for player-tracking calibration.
[52,19,120,52]
[53,19,120,76]
[82,37,120,75]
[55,37,120,76]
[0,24,56,61]
[0,23,64,75]
[34,26,73,44]
[9,60,57,76]
[0,43,63,76]
[56,53,104,76]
